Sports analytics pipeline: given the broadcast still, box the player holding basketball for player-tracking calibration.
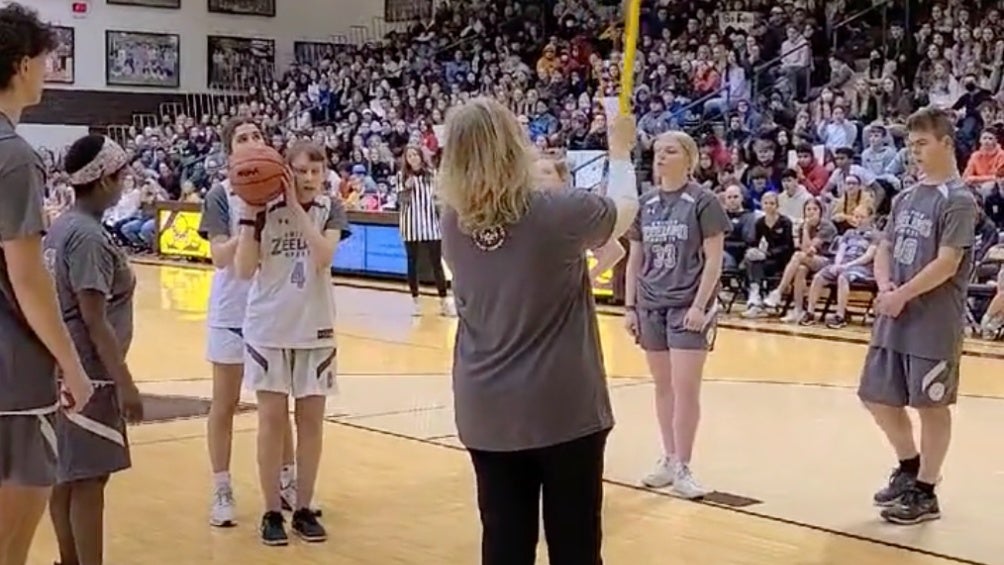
[624,131,731,500]
[45,135,143,565]
[233,141,349,546]
[198,117,298,527]
[0,6,94,565]
[859,106,977,525]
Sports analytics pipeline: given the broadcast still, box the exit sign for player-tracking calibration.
[71,1,88,17]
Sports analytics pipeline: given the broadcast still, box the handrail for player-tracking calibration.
[830,0,892,35]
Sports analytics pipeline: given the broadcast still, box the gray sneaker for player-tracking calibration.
[873,467,916,507]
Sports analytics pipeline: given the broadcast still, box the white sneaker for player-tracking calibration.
[763,289,782,308]
[781,308,803,324]
[742,305,765,319]
[411,300,423,317]
[280,476,297,511]
[440,297,456,317]
[209,484,236,527]
[671,463,709,500]
[641,456,678,488]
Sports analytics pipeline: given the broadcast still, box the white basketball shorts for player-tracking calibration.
[206,327,245,365]
[243,345,338,399]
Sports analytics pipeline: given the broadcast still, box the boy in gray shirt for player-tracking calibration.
[858,107,977,525]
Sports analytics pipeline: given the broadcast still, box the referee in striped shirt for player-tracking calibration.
[396,146,455,317]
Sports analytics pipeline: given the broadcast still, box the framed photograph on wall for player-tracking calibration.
[206,35,274,89]
[105,30,181,88]
[207,0,275,17]
[106,0,182,8]
[44,26,75,84]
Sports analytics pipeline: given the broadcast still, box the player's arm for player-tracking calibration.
[198,185,238,269]
[847,243,878,268]
[624,240,642,308]
[603,118,640,244]
[70,237,137,394]
[691,194,731,311]
[1,161,85,375]
[897,194,978,301]
[233,211,262,280]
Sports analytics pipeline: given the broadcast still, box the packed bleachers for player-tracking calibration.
[36,0,1004,338]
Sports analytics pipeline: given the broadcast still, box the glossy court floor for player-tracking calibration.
[26,262,1004,565]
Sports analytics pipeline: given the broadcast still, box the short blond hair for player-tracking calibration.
[438,97,535,233]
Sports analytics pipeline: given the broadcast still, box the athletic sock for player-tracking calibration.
[213,471,231,487]
[281,465,296,485]
[898,455,920,475]
[915,480,935,495]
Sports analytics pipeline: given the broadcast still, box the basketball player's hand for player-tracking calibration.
[624,309,640,338]
[683,307,706,332]
[282,167,300,210]
[608,114,637,157]
[876,288,907,318]
[118,382,144,424]
[61,364,94,412]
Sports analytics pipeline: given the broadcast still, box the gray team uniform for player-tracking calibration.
[45,209,135,482]
[817,228,876,283]
[628,183,732,351]
[0,116,59,487]
[858,179,977,408]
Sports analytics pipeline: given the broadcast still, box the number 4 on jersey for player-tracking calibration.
[291,260,306,289]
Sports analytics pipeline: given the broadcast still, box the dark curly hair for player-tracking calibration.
[0,3,57,91]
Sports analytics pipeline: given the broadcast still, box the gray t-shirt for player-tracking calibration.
[804,218,839,257]
[442,189,617,452]
[870,180,977,360]
[45,209,136,382]
[627,183,732,309]
[0,115,58,412]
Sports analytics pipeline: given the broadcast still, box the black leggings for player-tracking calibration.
[468,430,608,565]
[746,257,785,286]
[404,240,447,298]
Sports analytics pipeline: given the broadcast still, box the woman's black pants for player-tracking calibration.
[467,430,608,565]
[404,240,448,298]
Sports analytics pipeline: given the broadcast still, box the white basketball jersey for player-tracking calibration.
[243,194,337,349]
[207,181,251,329]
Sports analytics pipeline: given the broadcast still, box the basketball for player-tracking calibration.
[229,145,286,206]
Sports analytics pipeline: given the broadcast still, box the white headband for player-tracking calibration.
[68,137,129,186]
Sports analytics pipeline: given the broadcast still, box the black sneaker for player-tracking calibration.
[880,487,941,525]
[260,511,289,546]
[292,508,327,542]
[873,468,916,507]
[798,312,816,326]
[825,315,847,329]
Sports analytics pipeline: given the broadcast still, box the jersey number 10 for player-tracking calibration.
[291,261,307,289]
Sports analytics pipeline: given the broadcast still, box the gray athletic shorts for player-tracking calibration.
[858,347,960,408]
[56,384,131,483]
[816,264,872,284]
[637,305,719,352]
[0,412,57,487]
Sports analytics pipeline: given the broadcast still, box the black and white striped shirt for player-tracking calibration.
[397,171,441,242]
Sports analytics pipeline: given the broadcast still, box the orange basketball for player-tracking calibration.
[228,145,286,206]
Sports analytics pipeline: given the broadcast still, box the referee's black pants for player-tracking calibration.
[404,240,448,298]
[467,429,608,565]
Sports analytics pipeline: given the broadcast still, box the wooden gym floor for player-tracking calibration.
[26,262,1004,565]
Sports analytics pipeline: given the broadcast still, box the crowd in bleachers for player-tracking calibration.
[36,0,1004,337]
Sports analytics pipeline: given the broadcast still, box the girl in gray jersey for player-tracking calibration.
[0,6,93,564]
[45,135,143,565]
[763,198,839,323]
[624,131,731,500]
[802,204,878,328]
